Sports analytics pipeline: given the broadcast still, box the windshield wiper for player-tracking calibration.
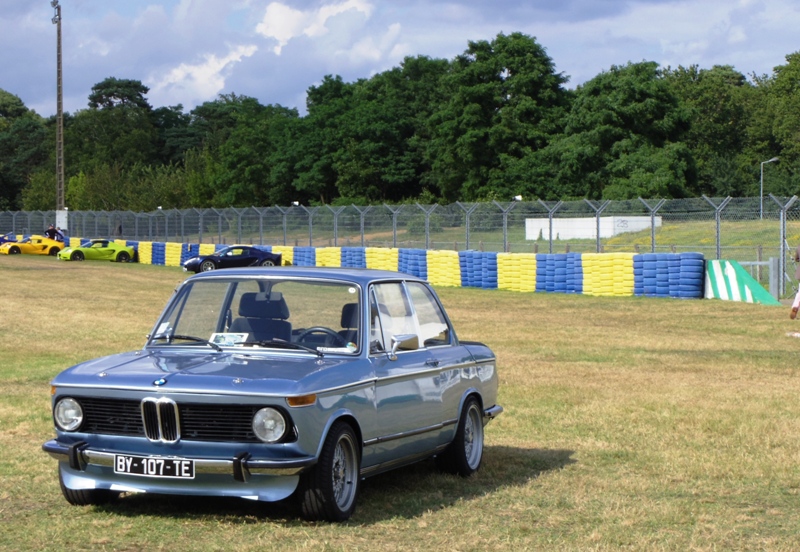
[235,339,323,357]
[151,333,223,352]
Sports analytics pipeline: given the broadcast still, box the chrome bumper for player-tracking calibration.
[42,439,317,481]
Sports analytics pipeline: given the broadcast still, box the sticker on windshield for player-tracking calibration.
[210,333,249,346]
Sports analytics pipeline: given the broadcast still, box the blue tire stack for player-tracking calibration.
[668,255,681,298]
[341,247,366,268]
[181,244,199,265]
[566,253,583,294]
[553,254,568,293]
[151,242,166,265]
[656,254,670,297]
[633,254,644,295]
[292,247,316,267]
[481,252,498,290]
[678,253,705,298]
[535,254,548,292]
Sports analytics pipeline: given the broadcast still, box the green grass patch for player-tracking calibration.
[2,254,800,550]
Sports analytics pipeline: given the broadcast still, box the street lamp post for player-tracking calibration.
[760,156,779,220]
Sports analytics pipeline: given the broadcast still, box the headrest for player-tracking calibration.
[341,303,359,328]
[238,292,290,319]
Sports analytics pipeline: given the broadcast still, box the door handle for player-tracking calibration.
[426,359,440,367]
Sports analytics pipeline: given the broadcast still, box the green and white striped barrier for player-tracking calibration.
[704,259,781,306]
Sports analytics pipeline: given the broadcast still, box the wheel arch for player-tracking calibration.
[314,411,363,460]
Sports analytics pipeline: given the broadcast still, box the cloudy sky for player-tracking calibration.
[2,0,798,118]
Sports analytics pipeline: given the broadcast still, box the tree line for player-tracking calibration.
[0,32,798,212]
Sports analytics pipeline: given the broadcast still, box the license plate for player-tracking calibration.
[114,454,195,479]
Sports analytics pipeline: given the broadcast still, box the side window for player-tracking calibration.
[370,283,416,353]
[407,282,451,347]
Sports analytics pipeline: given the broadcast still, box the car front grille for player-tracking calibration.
[76,397,264,443]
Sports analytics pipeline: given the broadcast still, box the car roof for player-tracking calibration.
[188,266,427,287]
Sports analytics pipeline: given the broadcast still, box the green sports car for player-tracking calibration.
[57,239,136,262]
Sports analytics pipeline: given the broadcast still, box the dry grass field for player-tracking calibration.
[2,254,800,551]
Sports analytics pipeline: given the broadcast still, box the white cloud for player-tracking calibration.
[256,0,374,54]
[148,44,258,106]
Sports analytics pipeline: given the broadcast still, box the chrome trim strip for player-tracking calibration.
[42,440,316,477]
[362,418,455,447]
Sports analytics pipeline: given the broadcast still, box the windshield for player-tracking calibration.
[149,277,361,355]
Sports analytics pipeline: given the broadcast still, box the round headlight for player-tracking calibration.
[252,407,287,443]
[54,398,83,431]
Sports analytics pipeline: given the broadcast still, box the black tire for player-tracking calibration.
[49,247,60,256]
[298,421,360,522]
[59,465,119,506]
[436,396,484,477]
[260,258,276,267]
[8,246,20,255]
[200,260,216,272]
[116,251,130,262]
[71,250,84,261]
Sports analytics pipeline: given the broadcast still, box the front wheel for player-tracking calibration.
[116,251,130,262]
[298,421,360,522]
[436,396,484,477]
[71,250,84,261]
[200,260,216,272]
[59,465,119,506]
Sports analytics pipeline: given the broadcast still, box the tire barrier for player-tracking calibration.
[427,250,461,287]
[498,253,537,292]
[341,247,367,268]
[399,248,428,279]
[64,237,779,303]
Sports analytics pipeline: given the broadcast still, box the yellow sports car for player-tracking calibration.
[0,235,64,256]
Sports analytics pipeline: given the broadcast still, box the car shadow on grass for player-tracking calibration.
[97,445,575,524]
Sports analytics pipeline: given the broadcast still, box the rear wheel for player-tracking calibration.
[49,247,60,256]
[71,250,84,261]
[436,396,484,477]
[298,421,360,521]
[260,259,276,267]
[59,465,119,506]
[116,251,130,262]
[8,246,20,254]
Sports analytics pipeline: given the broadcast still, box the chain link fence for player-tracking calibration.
[4,195,800,296]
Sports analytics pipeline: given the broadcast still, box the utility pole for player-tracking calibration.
[52,1,65,212]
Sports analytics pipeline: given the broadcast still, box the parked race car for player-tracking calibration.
[42,267,502,521]
[182,245,282,273]
[0,235,64,256]
[57,239,136,262]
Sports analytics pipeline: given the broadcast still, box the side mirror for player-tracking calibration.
[389,334,419,360]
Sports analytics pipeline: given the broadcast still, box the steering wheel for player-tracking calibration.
[296,326,347,347]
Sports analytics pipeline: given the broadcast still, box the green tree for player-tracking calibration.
[663,65,753,196]
[0,90,49,210]
[424,32,570,201]
[549,61,694,199]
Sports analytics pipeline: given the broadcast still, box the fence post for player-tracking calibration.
[350,205,373,247]
[299,206,318,246]
[456,202,478,250]
[584,199,611,253]
[701,196,732,260]
[537,200,563,253]
[770,194,798,296]
[383,204,403,248]
[326,206,346,246]
[639,197,667,253]
[492,200,518,252]
[416,203,438,250]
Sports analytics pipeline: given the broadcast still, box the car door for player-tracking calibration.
[368,281,444,466]
[222,247,257,268]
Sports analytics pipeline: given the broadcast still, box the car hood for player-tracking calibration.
[51,349,367,396]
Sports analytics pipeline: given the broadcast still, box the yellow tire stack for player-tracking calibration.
[427,250,461,287]
[366,247,399,271]
[164,242,183,267]
[137,241,153,265]
[270,245,294,266]
[315,247,341,267]
[498,253,537,292]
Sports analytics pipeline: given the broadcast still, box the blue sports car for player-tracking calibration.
[182,245,282,273]
[43,267,502,521]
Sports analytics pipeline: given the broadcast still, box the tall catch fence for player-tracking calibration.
[4,195,800,296]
